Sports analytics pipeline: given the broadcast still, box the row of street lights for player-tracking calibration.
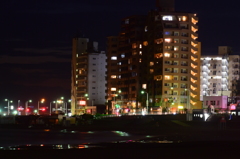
[2,97,71,116]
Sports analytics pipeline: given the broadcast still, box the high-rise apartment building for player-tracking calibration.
[106,0,201,113]
[200,46,240,101]
[71,37,106,115]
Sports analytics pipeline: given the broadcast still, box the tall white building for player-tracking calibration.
[71,37,106,115]
[200,46,240,101]
[87,53,107,106]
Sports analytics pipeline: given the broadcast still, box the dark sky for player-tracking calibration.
[0,0,239,103]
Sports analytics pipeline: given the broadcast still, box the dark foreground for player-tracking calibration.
[1,115,240,158]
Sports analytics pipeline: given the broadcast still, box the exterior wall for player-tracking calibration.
[88,52,107,106]
[147,12,200,111]
[228,55,240,96]
[71,37,106,115]
[203,96,228,109]
[106,36,119,104]
[106,7,200,113]
[200,49,240,100]
[71,38,89,115]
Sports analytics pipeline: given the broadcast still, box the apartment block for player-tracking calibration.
[71,37,106,115]
[200,46,240,100]
[106,0,201,113]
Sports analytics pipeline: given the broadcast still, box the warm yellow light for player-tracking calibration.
[191,41,197,47]
[191,56,197,61]
[155,53,163,58]
[190,93,197,98]
[191,78,197,83]
[191,49,197,54]
[164,38,171,43]
[164,75,171,80]
[111,75,117,79]
[191,26,198,33]
[111,87,116,91]
[191,34,198,40]
[164,53,170,57]
[191,70,197,76]
[191,85,197,90]
[178,106,184,109]
[182,16,187,21]
[143,41,148,46]
[191,63,197,69]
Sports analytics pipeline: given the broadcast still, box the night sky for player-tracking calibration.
[0,0,239,103]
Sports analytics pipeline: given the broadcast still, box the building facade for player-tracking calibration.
[200,46,240,101]
[71,37,106,115]
[106,0,201,114]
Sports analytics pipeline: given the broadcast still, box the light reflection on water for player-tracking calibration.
[2,144,100,150]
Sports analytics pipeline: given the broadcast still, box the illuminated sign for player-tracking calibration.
[79,100,86,106]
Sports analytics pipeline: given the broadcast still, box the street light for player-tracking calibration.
[38,98,45,115]
[118,90,123,107]
[141,91,149,112]
[66,99,71,115]
[185,89,192,121]
[5,99,13,115]
[25,100,32,115]
[50,101,56,115]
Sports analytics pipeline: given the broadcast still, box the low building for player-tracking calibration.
[203,96,228,111]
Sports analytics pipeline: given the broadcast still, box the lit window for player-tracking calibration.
[111,88,116,91]
[174,39,179,43]
[150,69,154,73]
[164,75,171,80]
[143,41,148,46]
[174,46,179,51]
[111,75,117,79]
[164,31,171,35]
[111,56,117,60]
[139,59,142,63]
[142,84,147,89]
[132,43,137,49]
[144,26,148,32]
[155,53,163,58]
[164,38,171,43]
[150,62,154,66]
[162,16,173,21]
[139,51,142,55]
[155,38,163,44]
[139,44,142,48]
[164,53,170,57]
[121,54,125,58]
[132,51,137,55]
